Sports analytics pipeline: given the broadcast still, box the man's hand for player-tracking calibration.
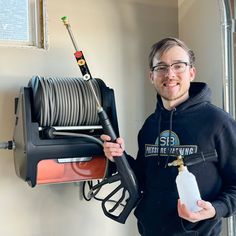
[100,134,125,162]
[177,199,216,223]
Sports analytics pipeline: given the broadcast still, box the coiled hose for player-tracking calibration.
[29,75,102,127]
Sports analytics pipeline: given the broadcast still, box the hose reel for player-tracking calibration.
[13,75,119,187]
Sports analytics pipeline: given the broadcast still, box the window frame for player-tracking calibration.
[0,0,48,49]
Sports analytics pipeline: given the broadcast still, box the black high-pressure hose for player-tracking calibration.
[168,150,218,167]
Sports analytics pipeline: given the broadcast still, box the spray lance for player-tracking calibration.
[61,16,140,224]
[168,150,218,212]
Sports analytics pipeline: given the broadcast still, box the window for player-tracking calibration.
[0,0,47,49]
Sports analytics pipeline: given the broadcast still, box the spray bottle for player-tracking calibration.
[169,155,202,212]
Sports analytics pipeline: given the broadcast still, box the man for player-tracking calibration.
[101,38,236,235]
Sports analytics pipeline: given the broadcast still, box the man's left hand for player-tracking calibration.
[177,199,216,223]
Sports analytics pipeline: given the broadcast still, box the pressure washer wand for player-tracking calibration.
[61,16,140,224]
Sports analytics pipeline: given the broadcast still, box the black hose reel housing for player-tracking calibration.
[13,76,119,187]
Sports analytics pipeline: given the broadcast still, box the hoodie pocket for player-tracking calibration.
[181,218,221,236]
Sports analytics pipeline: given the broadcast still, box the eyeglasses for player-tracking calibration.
[152,62,191,76]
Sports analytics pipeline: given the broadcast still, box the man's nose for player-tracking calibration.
[164,66,175,77]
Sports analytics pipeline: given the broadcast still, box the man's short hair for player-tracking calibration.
[148,37,195,69]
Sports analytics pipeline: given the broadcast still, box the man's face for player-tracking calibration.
[150,46,196,107]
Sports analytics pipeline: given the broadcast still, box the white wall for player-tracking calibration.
[178,0,223,108]
[0,1,178,235]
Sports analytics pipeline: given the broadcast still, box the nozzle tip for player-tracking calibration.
[61,16,68,24]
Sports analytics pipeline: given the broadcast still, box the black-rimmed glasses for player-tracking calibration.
[152,62,191,76]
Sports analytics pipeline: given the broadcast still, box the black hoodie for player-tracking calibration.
[128,82,236,236]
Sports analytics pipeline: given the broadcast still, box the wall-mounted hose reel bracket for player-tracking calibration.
[13,76,119,187]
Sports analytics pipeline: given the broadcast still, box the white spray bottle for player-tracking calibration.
[169,155,202,212]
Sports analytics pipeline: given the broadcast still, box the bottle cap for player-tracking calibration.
[178,165,187,172]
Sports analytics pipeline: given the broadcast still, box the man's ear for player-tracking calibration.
[190,66,196,82]
[149,71,154,84]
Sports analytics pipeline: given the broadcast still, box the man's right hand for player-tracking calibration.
[100,134,125,162]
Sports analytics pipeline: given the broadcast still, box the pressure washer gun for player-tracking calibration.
[61,16,140,224]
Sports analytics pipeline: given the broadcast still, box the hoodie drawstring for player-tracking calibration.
[157,109,162,166]
[165,108,176,167]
